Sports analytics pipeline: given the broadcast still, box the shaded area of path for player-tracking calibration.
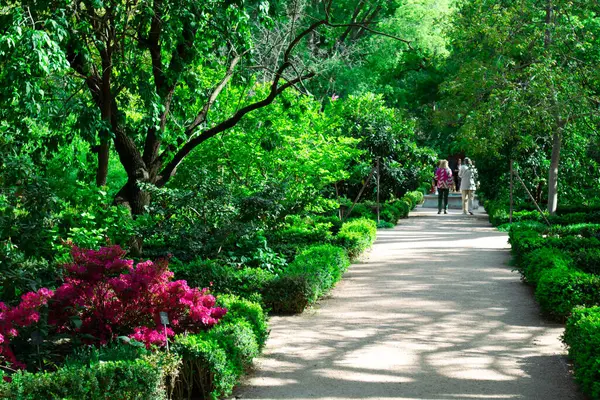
[233,208,582,400]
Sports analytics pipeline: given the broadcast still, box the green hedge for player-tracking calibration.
[268,215,335,261]
[264,244,350,314]
[402,191,424,210]
[487,200,600,227]
[171,295,266,400]
[572,248,600,275]
[171,259,276,301]
[217,294,269,350]
[564,306,600,399]
[1,296,267,400]
[0,353,175,400]
[336,218,377,259]
[509,227,600,265]
[536,267,600,319]
[520,247,573,286]
[172,333,238,400]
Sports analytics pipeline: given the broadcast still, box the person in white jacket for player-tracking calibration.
[458,158,478,215]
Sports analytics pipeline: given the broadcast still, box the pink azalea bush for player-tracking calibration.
[0,246,227,369]
[0,288,54,369]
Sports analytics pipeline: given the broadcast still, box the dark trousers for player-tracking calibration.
[438,188,449,211]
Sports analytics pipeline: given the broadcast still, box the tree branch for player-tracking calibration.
[156,71,316,186]
[185,54,243,135]
[326,21,416,50]
[148,0,165,93]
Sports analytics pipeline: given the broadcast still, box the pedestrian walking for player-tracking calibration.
[458,157,478,215]
[435,160,454,214]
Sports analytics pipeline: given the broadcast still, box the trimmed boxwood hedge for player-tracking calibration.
[564,306,600,399]
[336,218,377,259]
[264,244,350,314]
[519,247,573,286]
[535,267,600,319]
[171,294,267,400]
[0,353,175,400]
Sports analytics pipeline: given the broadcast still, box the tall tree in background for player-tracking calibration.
[437,0,600,212]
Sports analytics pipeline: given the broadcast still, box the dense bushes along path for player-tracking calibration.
[233,209,581,399]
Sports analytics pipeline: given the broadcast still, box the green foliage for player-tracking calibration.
[264,245,350,314]
[172,334,238,400]
[170,296,266,400]
[572,248,600,276]
[217,295,269,350]
[267,215,335,261]
[0,352,174,400]
[437,0,600,208]
[536,267,600,320]
[520,248,573,286]
[286,245,350,301]
[332,94,437,201]
[402,191,424,210]
[337,218,377,259]
[170,259,276,301]
[563,306,600,399]
[263,275,310,314]
[210,321,259,373]
[377,220,395,229]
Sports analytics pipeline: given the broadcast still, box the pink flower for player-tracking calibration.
[2,245,228,369]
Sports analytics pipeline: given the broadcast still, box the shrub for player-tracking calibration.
[549,223,600,238]
[508,228,543,262]
[379,201,408,224]
[563,306,600,399]
[313,215,343,233]
[520,248,573,286]
[0,353,174,400]
[535,267,600,319]
[337,218,377,259]
[404,191,424,208]
[171,308,264,400]
[497,220,547,233]
[210,320,259,372]
[171,259,276,300]
[389,199,410,219]
[509,228,600,264]
[572,248,600,275]
[285,245,350,303]
[267,216,334,261]
[1,246,227,370]
[172,333,237,400]
[262,275,310,314]
[264,245,350,314]
[377,220,395,229]
[216,295,269,350]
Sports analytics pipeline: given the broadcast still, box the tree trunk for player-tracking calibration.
[116,178,152,216]
[544,0,562,215]
[547,127,561,214]
[96,139,110,186]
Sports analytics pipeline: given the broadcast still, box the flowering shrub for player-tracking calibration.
[0,246,227,369]
[0,288,54,368]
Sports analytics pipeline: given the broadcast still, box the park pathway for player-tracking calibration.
[233,208,582,400]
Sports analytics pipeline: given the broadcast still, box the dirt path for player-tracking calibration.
[233,208,582,400]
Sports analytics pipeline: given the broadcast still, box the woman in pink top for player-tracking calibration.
[435,160,454,214]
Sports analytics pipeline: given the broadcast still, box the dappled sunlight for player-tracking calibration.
[233,209,580,400]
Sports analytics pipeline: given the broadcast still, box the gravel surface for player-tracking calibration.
[233,208,582,400]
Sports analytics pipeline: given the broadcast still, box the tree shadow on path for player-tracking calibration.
[233,209,582,400]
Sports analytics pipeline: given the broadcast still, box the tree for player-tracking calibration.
[437,0,600,212]
[2,0,414,214]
